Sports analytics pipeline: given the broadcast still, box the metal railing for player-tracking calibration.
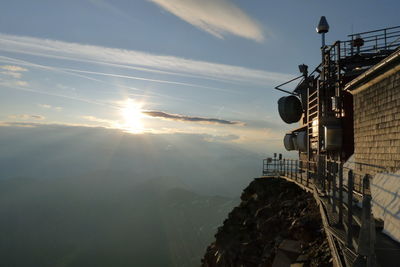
[322,26,400,60]
[344,26,400,56]
[262,156,382,266]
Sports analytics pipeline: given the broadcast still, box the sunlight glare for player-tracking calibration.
[120,99,145,134]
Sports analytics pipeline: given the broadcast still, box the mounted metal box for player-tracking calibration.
[324,125,342,150]
[296,131,307,152]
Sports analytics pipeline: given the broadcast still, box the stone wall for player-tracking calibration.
[353,70,400,173]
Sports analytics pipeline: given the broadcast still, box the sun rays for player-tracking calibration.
[120,99,145,134]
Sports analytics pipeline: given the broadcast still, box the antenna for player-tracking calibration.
[316,16,329,47]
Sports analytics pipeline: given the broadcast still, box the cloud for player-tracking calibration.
[0,64,28,80]
[38,104,63,111]
[0,65,27,72]
[143,110,244,125]
[87,0,132,21]
[0,64,29,88]
[15,80,28,86]
[0,79,29,88]
[9,114,45,120]
[203,134,240,142]
[148,0,264,42]
[0,121,38,128]
[0,33,292,86]
[0,71,22,78]
[81,115,118,128]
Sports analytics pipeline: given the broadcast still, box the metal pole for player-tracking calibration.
[332,162,337,213]
[384,29,387,49]
[338,162,344,225]
[285,159,287,176]
[290,160,293,179]
[327,161,332,199]
[347,170,354,248]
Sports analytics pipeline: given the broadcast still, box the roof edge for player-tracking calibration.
[345,49,400,94]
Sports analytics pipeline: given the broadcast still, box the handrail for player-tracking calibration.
[348,25,400,37]
[262,154,379,266]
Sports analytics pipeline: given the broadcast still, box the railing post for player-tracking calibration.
[327,161,332,199]
[332,162,337,213]
[283,159,286,176]
[290,160,293,179]
[363,173,370,195]
[347,170,354,248]
[356,174,376,267]
[384,29,387,50]
[319,156,325,191]
[287,159,289,177]
[295,160,298,181]
[286,159,288,176]
[286,159,288,177]
[338,162,344,226]
[292,160,294,179]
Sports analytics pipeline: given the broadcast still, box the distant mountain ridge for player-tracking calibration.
[0,174,237,267]
[0,124,261,196]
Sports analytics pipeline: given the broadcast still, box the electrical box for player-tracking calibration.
[324,125,342,150]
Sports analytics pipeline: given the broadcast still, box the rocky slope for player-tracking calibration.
[202,178,332,267]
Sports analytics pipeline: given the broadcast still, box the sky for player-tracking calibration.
[0,0,399,154]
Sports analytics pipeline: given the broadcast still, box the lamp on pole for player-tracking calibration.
[316,16,329,48]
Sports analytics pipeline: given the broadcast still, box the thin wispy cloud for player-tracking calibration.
[143,110,244,125]
[1,71,22,78]
[81,115,117,128]
[0,65,27,72]
[38,104,63,111]
[0,33,291,86]
[148,0,264,42]
[0,56,189,102]
[0,79,29,87]
[9,114,45,120]
[87,0,130,20]
[0,64,28,79]
[1,83,113,109]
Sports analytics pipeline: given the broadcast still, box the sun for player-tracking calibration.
[120,99,145,134]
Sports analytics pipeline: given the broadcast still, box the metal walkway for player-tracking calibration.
[261,158,400,267]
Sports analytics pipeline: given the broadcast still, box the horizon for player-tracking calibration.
[1,0,399,155]
[1,1,399,267]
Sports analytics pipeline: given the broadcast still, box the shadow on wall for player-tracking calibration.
[344,155,400,243]
[371,171,400,243]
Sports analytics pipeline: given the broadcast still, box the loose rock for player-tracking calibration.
[201,178,332,267]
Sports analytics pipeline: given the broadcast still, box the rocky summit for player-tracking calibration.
[202,178,332,267]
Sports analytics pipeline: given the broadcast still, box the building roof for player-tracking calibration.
[345,48,400,94]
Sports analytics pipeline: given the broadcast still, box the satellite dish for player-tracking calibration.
[278,96,303,124]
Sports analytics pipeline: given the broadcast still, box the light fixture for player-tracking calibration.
[316,16,329,47]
